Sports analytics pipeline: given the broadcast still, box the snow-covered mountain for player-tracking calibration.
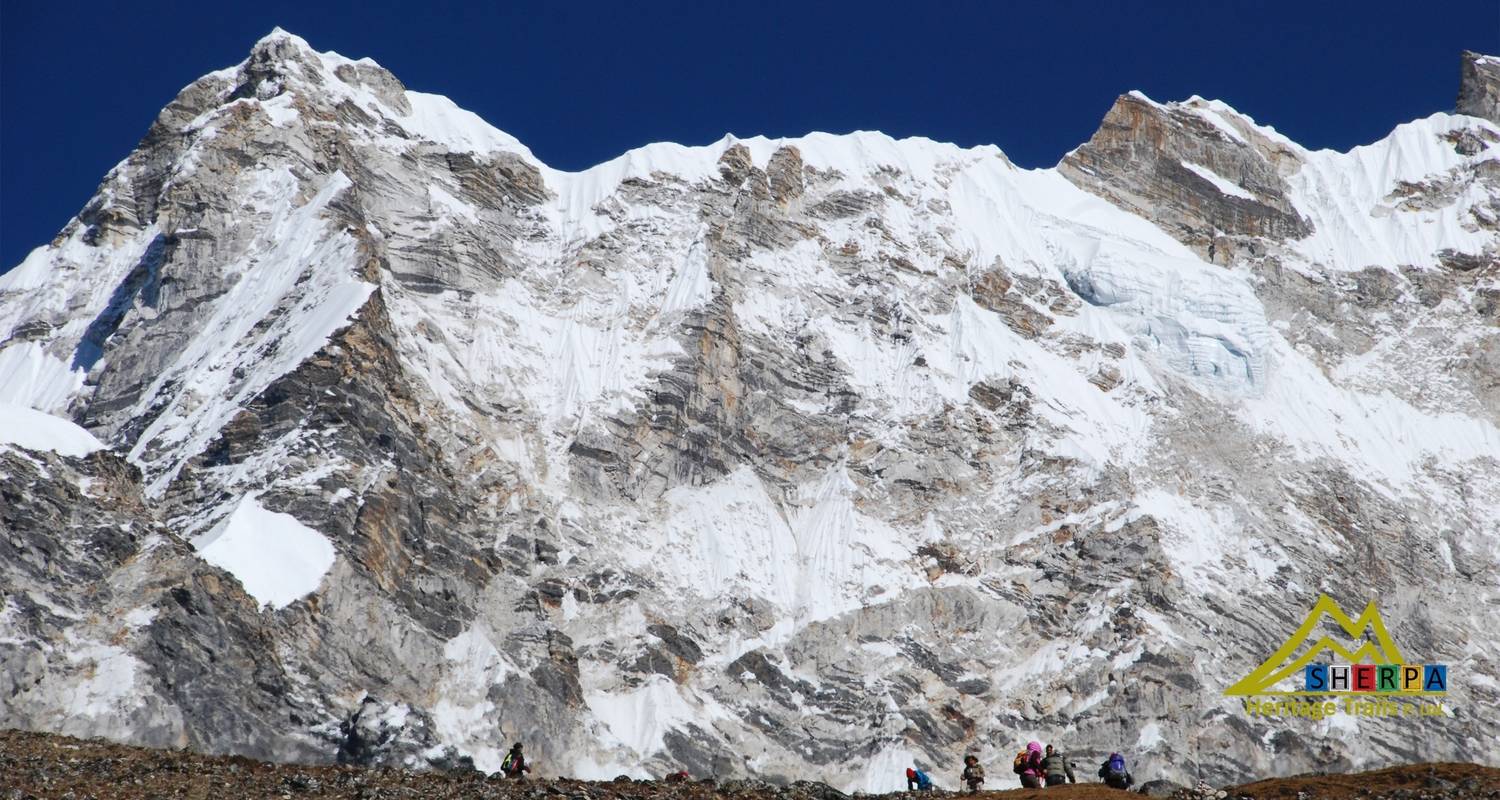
[2,31,1497,790]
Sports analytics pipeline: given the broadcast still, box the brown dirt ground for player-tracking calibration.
[0,728,1496,800]
[1229,763,1500,799]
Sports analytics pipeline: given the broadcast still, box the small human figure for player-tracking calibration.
[1013,741,1045,789]
[1098,752,1133,790]
[501,742,531,780]
[1042,744,1076,785]
[961,754,986,794]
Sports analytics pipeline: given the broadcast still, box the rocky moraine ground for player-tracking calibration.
[2,730,1498,800]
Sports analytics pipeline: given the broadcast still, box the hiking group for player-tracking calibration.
[1011,742,1134,791]
[1012,742,1134,791]
[907,742,1134,793]
[504,736,1134,792]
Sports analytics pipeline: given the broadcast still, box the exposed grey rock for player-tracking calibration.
[1458,51,1500,124]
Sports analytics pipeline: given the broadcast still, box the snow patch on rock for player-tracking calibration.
[191,493,336,609]
[586,677,698,759]
[1181,161,1255,200]
[0,403,104,457]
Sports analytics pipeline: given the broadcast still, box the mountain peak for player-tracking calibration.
[230,26,334,105]
[245,26,321,68]
[233,28,407,110]
[1059,88,1310,262]
[253,26,304,48]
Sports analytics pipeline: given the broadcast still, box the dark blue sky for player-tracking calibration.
[2,1,1496,271]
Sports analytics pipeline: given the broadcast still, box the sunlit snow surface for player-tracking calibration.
[1289,113,1496,270]
[0,342,82,412]
[0,403,104,457]
[190,493,336,610]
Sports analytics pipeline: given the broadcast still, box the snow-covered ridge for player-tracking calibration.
[244,29,1013,228]
[261,29,1498,290]
[199,29,1498,282]
[250,28,536,161]
[1287,112,1500,270]
[1180,95,1305,152]
[1123,90,1304,153]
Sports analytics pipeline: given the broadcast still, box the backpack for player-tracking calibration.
[914,770,932,790]
[1013,750,1029,774]
[501,751,516,773]
[1107,753,1126,774]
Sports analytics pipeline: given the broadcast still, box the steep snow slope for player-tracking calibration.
[1288,113,1499,271]
[1,30,1497,791]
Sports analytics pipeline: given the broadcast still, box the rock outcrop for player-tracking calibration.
[1459,50,1500,124]
[1058,92,1309,263]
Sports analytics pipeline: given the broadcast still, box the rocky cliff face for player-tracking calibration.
[2,31,1498,792]
[1459,51,1500,124]
[1058,92,1310,263]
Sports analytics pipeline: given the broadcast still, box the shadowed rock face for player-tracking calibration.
[1459,51,1500,124]
[1,30,1498,792]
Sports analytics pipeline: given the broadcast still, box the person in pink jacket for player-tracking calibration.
[1012,740,1046,788]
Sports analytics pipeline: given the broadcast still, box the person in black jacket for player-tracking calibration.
[501,742,531,780]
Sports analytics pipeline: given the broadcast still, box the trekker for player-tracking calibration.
[1012,741,1045,789]
[1098,752,1133,790]
[906,766,934,791]
[961,754,986,794]
[501,742,531,780]
[1042,744,1076,786]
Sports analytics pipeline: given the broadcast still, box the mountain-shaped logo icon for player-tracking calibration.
[1224,595,1405,696]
